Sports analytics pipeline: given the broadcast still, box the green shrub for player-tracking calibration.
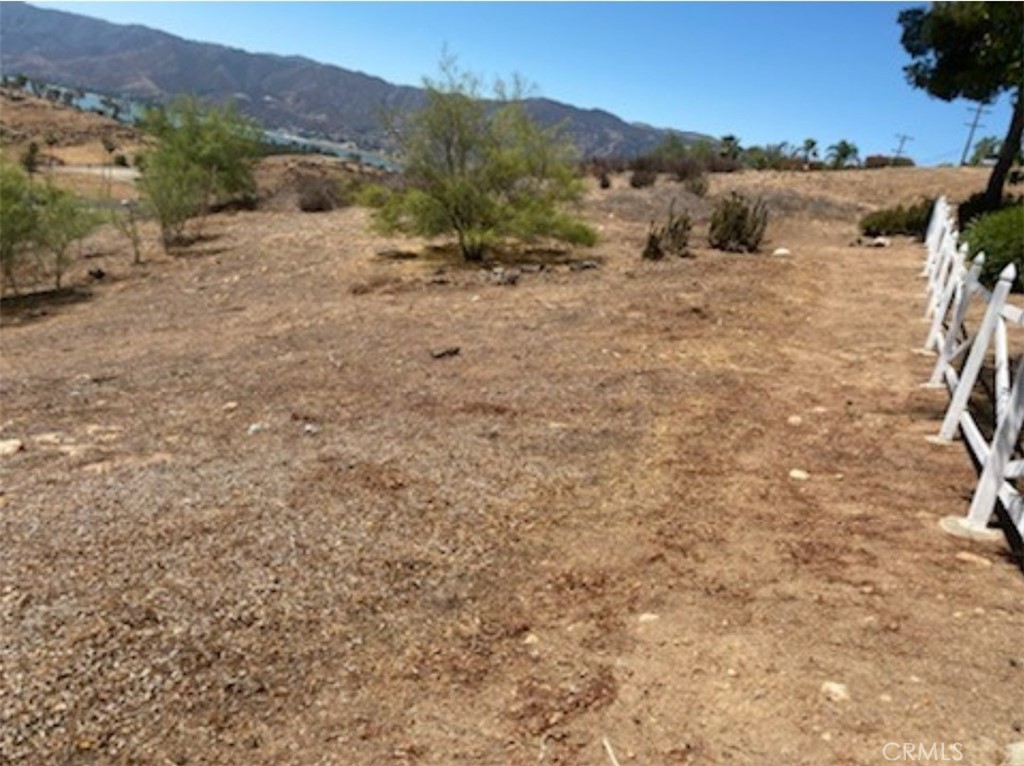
[642,200,691,260]
[0,162,38,292]
[708,192,768,252]
[859,197,935,240]
[965,204,1024,290]
[957,191,1020,229]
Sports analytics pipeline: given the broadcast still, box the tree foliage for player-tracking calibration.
[899,2,1023,206]
[139,96,261,249]
[0,160,102,292]
[0,161,38,291]
[826,140,860,169]
[371,57,596,261]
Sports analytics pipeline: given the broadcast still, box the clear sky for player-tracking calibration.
[37,2,1015,166]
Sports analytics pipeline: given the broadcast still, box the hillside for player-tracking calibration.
[0,2,711,157]
[3,160,1021,764]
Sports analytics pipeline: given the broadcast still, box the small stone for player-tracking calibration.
[821,732,832,742]
[430,346,461,359]
[247,423,269,435]
[820,681,850,702]
[726,668,738,677]
[787,415,803,426]
[223,401,239,412]
[772,247,792,257]
[0,439,23,457]
[789,469,810,481]
[638,613,660,623]
[522,633,539,645]
[302,423,320,437]
[569,260,599,271]
[955,551,992,567]
[879,693,893,703]
[1006,741,1024,766]
[871,236,892,248]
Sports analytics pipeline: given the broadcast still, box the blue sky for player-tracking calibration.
[38,2,1015,165]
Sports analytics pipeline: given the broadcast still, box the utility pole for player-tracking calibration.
[960,103,990,166]
[893,134,913,160]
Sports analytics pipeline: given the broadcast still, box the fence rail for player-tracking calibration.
[921,197,1023,567]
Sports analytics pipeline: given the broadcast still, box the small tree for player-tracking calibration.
[0,161,38,293]
[139,97,261,249]
[35,185,102,289]
[801,138,819,165]
[371,57,596,261]
[826,140,860,169]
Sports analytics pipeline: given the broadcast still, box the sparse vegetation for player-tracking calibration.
[139,96,261,249]
[642,199,691,260]
[368,56,596,261]
[684,173,709,197]
[859,198,936,239]
[34,184,103,289]
[19,141,40,175]
[965,204,1024,290]
[708,192,769,252]
[0,160,102,292]
[0,161,38,292]
[629,167,657,188]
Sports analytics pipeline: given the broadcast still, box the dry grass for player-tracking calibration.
[2,161,1021,766]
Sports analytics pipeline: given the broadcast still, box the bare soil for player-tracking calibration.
[2,164,1021,766]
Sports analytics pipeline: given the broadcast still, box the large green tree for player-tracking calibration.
[899,2,1023,208]
[373,58,595,261]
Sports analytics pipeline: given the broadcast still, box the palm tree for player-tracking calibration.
[802,138,819,164]
[826,140,860,169]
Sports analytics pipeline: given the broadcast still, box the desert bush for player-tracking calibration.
[20,141,39,175]
[113,153,129,168]
[684,173,709,197]
[297,176,340,212]
[35,185,103,289]
[139,96,261,250]
[863,155,916,169]
[859,197,936,239]
[642,199,691,260]
[670,156,704,183]
[372,57,595,261]
[708,192,769,252]
[0,162,38,292]
[0,162,103,292]
[965,204,1024,290]
[629,168,657,188]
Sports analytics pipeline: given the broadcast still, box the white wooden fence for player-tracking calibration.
[921,197,1024,566]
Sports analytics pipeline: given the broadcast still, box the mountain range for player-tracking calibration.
[0,2,711,157]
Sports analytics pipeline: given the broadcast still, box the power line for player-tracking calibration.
[960,103,991,166]
[893,133,914,159]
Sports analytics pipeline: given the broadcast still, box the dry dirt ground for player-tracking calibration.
[1,164,1021,766]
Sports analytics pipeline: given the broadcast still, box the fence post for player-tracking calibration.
[934,263,1016,442]
[926,255,985,387]
[963,353,1024,531]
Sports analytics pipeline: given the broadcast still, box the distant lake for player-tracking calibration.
[18,81,398,170]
